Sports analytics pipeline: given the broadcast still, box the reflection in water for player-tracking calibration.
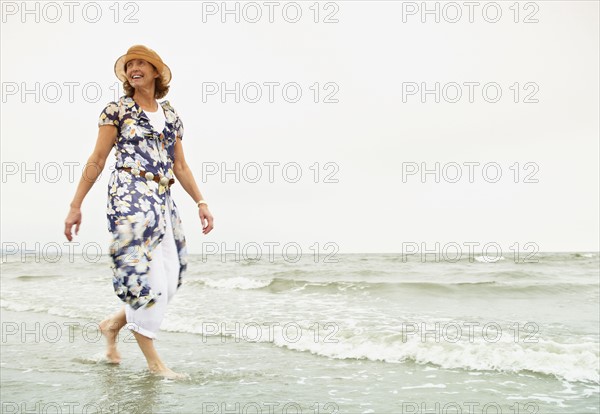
[97,366,163,414]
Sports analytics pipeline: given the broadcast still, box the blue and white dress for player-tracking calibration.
[98,95,188,311]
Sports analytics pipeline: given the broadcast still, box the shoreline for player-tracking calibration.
[2,309,598,413]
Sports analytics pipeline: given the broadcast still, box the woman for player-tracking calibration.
[64,45,213,379]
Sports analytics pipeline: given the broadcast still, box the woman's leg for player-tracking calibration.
[131,331,187,379]
[100,304,185,378]
[99,305,126,363]
[99,212,168,364]
[125,201,186,378]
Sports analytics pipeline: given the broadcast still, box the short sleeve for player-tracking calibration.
[174,109,184,140]
[98,101,119,128]
[163,100,184,140]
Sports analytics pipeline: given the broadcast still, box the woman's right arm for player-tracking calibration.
[64,125,117,241]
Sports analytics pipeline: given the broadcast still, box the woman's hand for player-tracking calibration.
[64,207,82,241]
[199,205,214,234]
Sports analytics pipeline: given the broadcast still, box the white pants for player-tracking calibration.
[125,199,179,339]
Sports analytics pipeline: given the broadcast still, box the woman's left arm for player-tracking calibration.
[173,137,214,234]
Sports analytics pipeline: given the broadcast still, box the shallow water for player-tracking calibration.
[1,252,599,413]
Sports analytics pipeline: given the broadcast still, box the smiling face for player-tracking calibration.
[125,58,160,89]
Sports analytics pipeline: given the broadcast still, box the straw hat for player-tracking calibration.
[114,45,172,84]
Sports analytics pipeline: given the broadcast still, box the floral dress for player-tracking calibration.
[98,95,188,310]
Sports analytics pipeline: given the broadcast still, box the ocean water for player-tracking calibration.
[1,252,598,413]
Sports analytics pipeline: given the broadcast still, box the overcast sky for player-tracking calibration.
[1,1,598,256]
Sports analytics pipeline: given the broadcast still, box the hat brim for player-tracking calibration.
[114,53,172,85]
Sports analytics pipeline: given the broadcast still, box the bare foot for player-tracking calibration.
[99,317,122,364]
[148,363,189,380]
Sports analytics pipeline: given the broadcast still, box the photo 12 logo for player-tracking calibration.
[2,161,85,184]
[201,241,340,263]
[200,1,340,24]
[401,241,540,263]
[1,1,141,24]
[200,401,340,414]
[200,321,340,344]
[200,161,340,184]
[402,82,539,104]
[1,401,143,414]
[1,241,106,264]
[399,321,540,344]
[2,82,123,104]
[400,1,540,24]
[201,81,340,104]
[400,401,540,414]
[401,162,540,184]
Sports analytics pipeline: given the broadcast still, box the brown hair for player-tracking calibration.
[122,63,170,99]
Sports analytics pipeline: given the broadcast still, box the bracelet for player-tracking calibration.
[196,200,208,207]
